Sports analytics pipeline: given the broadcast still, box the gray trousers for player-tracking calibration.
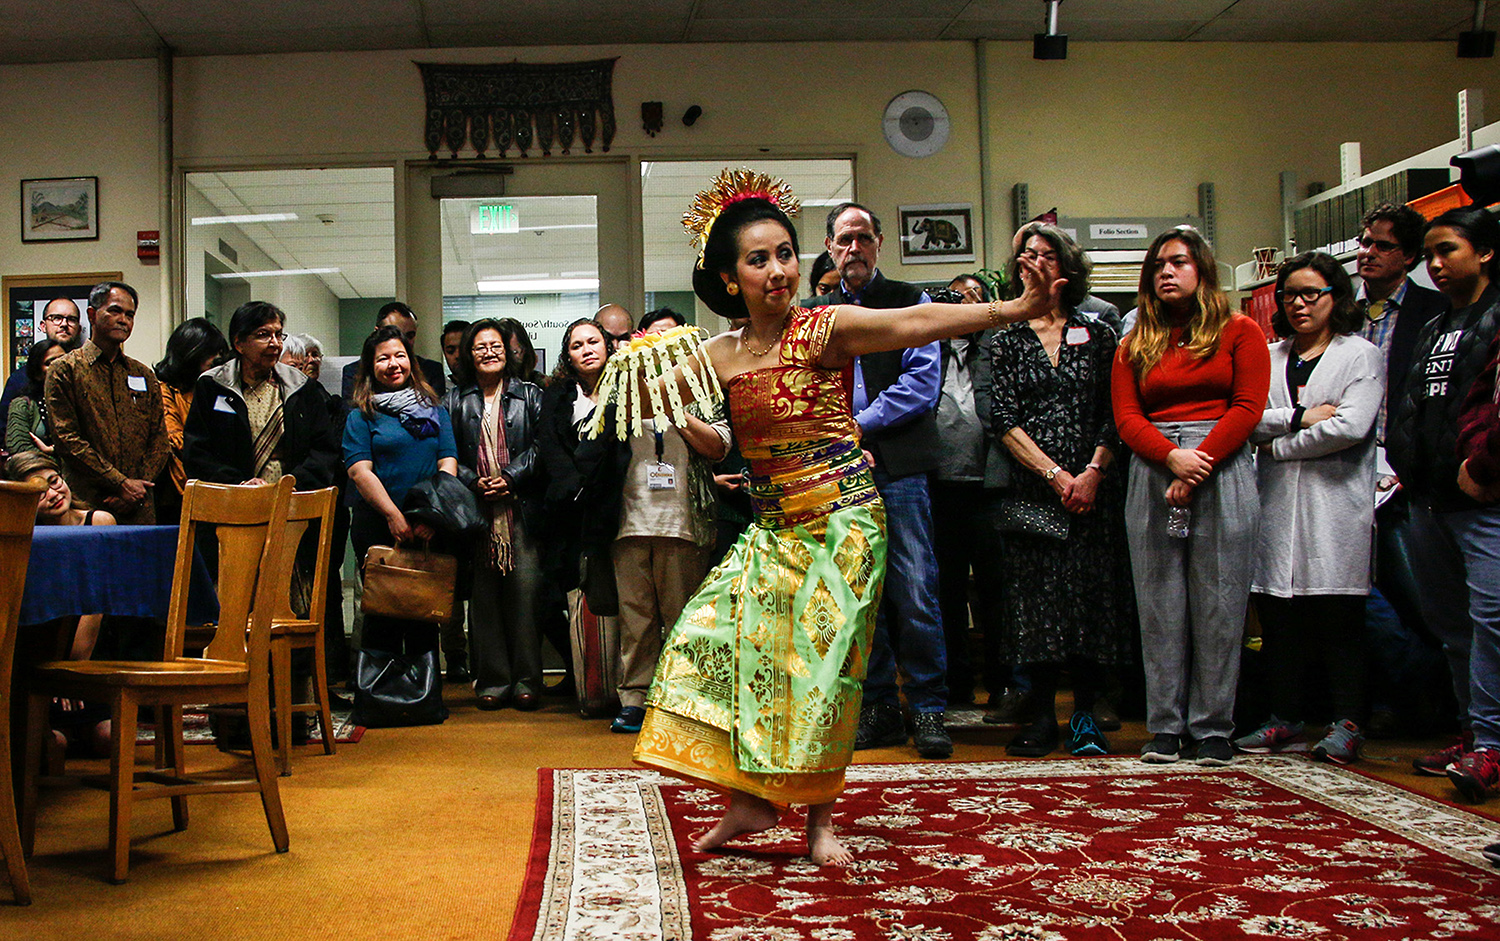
[1126,420,1258,740]
[469,518,543,700]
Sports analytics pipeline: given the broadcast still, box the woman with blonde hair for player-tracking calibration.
[1111,226,1270,766]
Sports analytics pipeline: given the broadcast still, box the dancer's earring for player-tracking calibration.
[727,283,739,295]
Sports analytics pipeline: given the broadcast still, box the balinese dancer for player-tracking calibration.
[606,169,1062,866]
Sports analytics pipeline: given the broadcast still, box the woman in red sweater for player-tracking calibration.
[1112,226,1271,766]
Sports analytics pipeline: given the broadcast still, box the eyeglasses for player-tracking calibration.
[1019,249,1060,264]
[33,473,66,492]
[472,342,506,354]
[1277,286,1334,306]
[249,329,287,343]
[43,314,80,326]
[1357,235,1402,254]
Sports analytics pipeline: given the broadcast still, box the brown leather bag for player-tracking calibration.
[361,545,457,623]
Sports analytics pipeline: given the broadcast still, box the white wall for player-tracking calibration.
[0,58,162,370]
[2,40,1497,374]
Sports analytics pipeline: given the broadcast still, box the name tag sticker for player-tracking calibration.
[127,374,148,392]
[647,462,676,491]
[1066,327,1090,345]
[213,396,236,413]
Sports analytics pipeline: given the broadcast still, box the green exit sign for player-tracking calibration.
[472,203,519,234]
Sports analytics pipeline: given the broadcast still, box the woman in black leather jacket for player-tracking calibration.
[446,319,545,710]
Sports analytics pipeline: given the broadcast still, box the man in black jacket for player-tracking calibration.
[1353,203,1450,741]
[811,202,952,759]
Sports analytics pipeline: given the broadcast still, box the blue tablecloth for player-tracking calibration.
[20,525,218,627]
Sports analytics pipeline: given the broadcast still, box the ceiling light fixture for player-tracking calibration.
[475,278,600,294]
[211,267,339,280]
[1034,0,1068,60]
[190,212,299,226]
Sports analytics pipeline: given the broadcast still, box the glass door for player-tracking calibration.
[406,161,632,378]
[440,194,599,375]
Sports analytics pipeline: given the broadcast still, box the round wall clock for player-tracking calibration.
[882,90,951,158]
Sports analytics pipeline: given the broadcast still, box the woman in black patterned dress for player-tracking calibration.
[990,225,1136,758]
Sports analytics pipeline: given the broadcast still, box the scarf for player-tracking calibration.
[243,376,285,480]
[477,386,515,573]
[372,387,441,438]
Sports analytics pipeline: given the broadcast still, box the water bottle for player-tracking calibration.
[1166,505,1191,539]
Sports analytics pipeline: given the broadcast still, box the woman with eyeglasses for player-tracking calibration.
[1236,252,1383,765]
[446,319,546,711]
[183,301,339,492]
[987,227,1136,759]
[1112,226,1271,767]
[1389,206,1500,801]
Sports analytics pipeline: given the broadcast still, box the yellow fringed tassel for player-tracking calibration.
[587,325,723,440]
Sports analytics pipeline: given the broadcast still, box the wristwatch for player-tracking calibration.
[1086,462,1105,476]
[1043,465,1062,481]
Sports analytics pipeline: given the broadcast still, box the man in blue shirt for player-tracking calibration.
[811,202,951,759]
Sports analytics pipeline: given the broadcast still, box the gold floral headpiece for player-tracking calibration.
[682,168,801,267]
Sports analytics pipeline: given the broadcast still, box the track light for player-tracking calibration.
[1034,0,1067,60]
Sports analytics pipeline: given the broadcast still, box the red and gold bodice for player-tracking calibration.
[725,306,879,529]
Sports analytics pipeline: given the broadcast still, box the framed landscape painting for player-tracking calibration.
[21,177,99,242]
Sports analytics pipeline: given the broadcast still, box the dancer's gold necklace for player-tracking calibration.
[744,315,787,357]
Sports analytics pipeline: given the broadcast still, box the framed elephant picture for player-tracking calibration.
[898,203,974,264]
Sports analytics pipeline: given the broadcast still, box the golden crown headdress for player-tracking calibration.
[682,168,801,266]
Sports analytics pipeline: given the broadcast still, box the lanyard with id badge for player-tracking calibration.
[647,427,676,491]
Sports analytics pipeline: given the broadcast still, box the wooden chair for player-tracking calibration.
[21,477,294,884]
[0,479,45,905]
[268,487,339,775]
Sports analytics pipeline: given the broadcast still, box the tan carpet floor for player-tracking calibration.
[6,685,1496,940]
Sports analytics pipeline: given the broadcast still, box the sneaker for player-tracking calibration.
[610,706,645,734]
[1232,716,1305,754]
[1141,733,1182,764]
[1448,747,1500,802]
[1068,711,1109,756]
[1312,719,1364,765]
[1414,732,1474,776]
[912,711,953,759]
[982,688,1031,727]
[854,702,907,750]
[1197,736,1234,766]
[1007,718,1060,757]
[1093,697,1122,733]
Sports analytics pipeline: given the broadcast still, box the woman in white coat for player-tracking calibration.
[1237,251,1384,764]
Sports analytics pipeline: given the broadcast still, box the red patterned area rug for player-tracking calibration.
[510,758,1500,941]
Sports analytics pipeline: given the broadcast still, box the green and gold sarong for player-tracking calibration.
[635,306,887,805]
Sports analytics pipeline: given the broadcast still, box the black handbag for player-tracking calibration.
[579,548,619,617]
[350,648,449,728]
[994,497,1071,542]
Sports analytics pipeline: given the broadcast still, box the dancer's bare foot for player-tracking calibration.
[807,822,853,866]
[807,800,853,867]
[693,790,779,852]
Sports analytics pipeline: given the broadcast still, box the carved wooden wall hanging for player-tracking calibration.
[417,59,618,159]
